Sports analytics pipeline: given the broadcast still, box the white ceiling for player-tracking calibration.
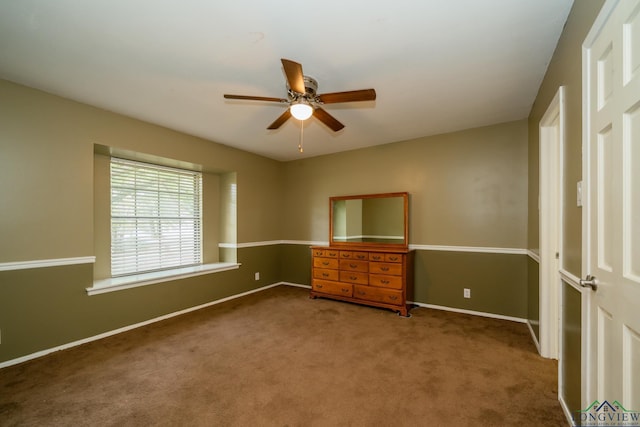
[0,0,573,161]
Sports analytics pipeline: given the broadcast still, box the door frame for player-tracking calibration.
[539,86,565,360]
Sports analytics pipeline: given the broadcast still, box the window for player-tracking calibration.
[110,157,202,277]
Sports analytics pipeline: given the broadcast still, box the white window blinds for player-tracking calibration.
[110,158,202,277]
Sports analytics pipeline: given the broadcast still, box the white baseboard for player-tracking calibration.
[558,394,575,426]
[409,301,527,323]
[0,282,291,369]
[527,320,542,355]
[279,282,311,289]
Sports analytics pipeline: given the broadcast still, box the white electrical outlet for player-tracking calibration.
[255,272,260,281]
[464,288,471,298]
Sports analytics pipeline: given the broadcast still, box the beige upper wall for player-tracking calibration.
[283,119,528,248]
[527,0,605,274]
[0,79,283,262]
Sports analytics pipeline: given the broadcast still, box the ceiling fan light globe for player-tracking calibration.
[290,102,313,120]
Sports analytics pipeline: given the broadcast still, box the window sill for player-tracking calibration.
[87,262,241,296]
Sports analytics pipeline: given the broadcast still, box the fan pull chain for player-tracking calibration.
[298,120,304,153]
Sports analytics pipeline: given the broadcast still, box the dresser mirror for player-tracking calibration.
[329,192,408,249]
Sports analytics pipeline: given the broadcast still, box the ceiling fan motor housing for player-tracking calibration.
[288,76,318,102]
[303,76,318,96]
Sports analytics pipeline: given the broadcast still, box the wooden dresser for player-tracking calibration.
[310,246,414,316]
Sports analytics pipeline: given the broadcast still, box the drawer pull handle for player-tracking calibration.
[357,291,366,296]
[389,295,398,301]
[381,280,389,284]
[389,257,398,261]
[322,273,329,277]
[357,255,366,259]
[342,288,350,293]
[381,267,389,272]
[350,276,357,280]
[373,256,381,260]
[322,261,329,266]
[317,284,323,289]
[329,252,337,257]
[349,263,357,268]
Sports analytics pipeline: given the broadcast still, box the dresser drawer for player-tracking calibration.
[340,271,368,285]
[384,253,403,263]
[314,268,339,281]
[368,253,386,262]
[313,280,353,297]
[325,249,340,258]
[339,259,368,273]
[369,262,402,276]
[369,274,402,289]
[353,285,402,305]
[313,249,339,258]
[339,251,369,260]
[313,257,339,269]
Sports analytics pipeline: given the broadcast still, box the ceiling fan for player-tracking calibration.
[223,59,376,132]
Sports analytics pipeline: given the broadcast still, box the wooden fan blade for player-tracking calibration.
[281,59,305,94]
[267,109,292,130]
[317,89,376,104]
[224,94,287,103]
[313,107,345,132]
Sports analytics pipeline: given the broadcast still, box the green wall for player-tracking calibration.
[0,246,280,362]
[279,244,312,285]
[414,251,527,318]
[526,0,605,416]
[561,280,582,416]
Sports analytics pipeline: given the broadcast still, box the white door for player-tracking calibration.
[583,0,640,412]
[540,87,564,360]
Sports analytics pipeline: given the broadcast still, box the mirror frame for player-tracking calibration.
[329,192,409,250]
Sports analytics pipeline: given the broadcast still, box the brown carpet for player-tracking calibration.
[0,285,566,426]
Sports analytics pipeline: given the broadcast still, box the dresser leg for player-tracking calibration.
[397,307,411,317]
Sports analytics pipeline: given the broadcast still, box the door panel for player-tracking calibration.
[596,126,614,272]
[623,104,640,282]
[596,306,615,399]
[623,326,640,409]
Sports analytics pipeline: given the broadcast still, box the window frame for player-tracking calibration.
[88,151,240,296]
[109,157,203,277]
